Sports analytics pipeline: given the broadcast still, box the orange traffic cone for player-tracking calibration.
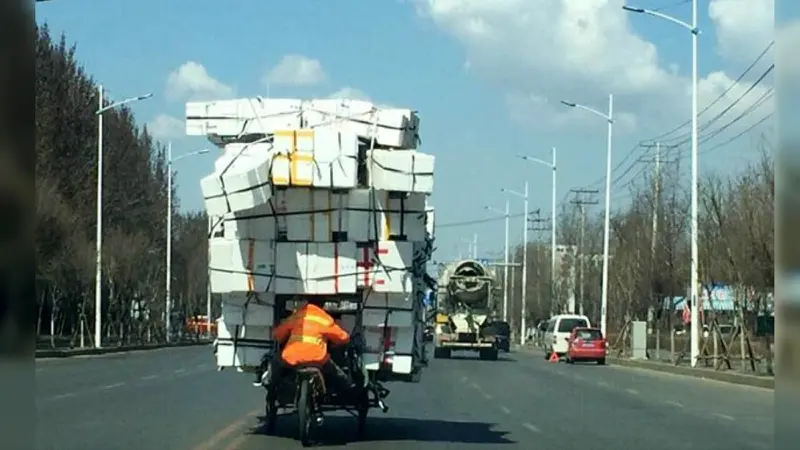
[548,352,560,363]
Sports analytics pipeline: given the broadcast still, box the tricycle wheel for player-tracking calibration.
[297,378,314,447]
[264,390,278,435]
[356,390,369,437]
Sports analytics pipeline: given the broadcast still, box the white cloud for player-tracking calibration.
[264,54,327,87]
[165,61,234,102]
[147,113,184,139]
[709,0,774,64]
[413,0,773,137]
[328,86,372,101]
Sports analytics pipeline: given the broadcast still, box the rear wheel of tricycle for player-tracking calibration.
[356,389,369,437]
[264,390,278,435]
[297,378,314,447]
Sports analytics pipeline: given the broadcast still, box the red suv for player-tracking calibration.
[565,327,607,365]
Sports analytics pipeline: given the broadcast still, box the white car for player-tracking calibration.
[543,314,591,359]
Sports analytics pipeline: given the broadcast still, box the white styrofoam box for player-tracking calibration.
[271,130,314,187]
[186,98,303,137]
[220,301,275,326]
[304,99,419,149]
[217,319,273,340]
[208,238,276,294]
[274,242,358,294]
[200,144,275,216]
[365,292,414,310]
[270,128,358,188]
[425,200,435,237]
[273,188,347,242]
[346,190,425,241]
[355,241,414,293]
[274,242,313,294]
[309,242,358,294]
[363,309,414,328]
[223,202,277,241]
[216,343,272,368]
[366,150,434,194]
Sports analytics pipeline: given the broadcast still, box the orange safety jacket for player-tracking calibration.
[272,303,350,366]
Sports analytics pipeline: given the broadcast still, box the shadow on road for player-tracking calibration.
[250,414,516,446]
[446,355,517,363]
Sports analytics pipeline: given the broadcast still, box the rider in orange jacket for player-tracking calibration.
[260,298,355,392]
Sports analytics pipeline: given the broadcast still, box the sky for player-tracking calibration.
[35,0,786,262]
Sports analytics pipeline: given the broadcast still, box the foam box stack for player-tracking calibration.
[192,97,436,371]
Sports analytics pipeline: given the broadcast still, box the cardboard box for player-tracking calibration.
[208,239,276,294]
[366,150,434,194]
[274,242,358,294]
[346,190,427,241]
[355,241,414,294]
[273,188,347,242]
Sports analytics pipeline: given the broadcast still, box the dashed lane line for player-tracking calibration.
[522,422,541,433]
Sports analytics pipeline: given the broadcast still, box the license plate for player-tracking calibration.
[583,343,595,348]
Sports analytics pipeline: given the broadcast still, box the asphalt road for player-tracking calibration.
[36,345,774,450]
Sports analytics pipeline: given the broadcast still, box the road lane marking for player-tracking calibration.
[174,369,186,374]
[141,374,159,380]
[223,433,250,450]
[597,381,609,387]
[196,363,208,369]
[522,422,541,433]
[665,400,684,408]
[469,382,481,390]
[461,376,469,383]
[500,406,511,414]
[713,413,735,421]
[191,409,260,450]
[100,382,124,390]
[482,391,494,400]
[625,388,639,395]
[49,392,77,401]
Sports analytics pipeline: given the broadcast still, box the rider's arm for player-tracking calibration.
[322,321,350,346]
[272,315,295,343]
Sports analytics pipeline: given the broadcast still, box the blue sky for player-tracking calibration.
[36,0,781,261]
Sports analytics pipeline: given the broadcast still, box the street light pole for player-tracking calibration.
[486,202,511,321]
[93,85,153,349]
[623,0,701,366]
[560,95,614,337]
[502,183,529,345]
[518,148,558,312]
[167,146,210,342]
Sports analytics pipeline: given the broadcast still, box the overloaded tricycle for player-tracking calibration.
[261,300,390,447]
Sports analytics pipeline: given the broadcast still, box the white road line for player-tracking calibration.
[50,392,77,401]
[461,376,469,383]
[196,363,207,369]
[174,369,186,374]
[469,382,480,390]
[100,382,124,390]
[522,422,541,433]
[626,388,639,395]
[482,392,494,400]
[500,406,511,414]
[713,413,735,421]
[665,400,684,408]
[597,381,609,387]
[141,374,159,380]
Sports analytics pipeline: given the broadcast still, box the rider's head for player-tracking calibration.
[306,297,326,309]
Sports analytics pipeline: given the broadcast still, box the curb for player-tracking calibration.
[518,345,773,389]
[606,357,774,389]
[35,340,213,359]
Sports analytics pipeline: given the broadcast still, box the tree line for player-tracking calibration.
[35,25,209,348]
[501,139,774,361]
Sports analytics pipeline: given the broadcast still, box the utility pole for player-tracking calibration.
[528,212,552,316]
[570,189,599,317]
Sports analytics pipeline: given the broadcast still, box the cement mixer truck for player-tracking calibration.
[433,259,500,360]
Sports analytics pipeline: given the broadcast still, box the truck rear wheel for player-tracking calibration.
[479,348,498,361]
[433,347,451,359]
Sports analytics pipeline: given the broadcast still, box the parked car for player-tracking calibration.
[543,314,591,360]
[565,327,607,365]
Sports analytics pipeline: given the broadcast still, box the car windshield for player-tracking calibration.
[575,329,602,340]
[558,318,589,332]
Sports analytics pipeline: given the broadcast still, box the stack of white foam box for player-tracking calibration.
[193,98,435,376]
